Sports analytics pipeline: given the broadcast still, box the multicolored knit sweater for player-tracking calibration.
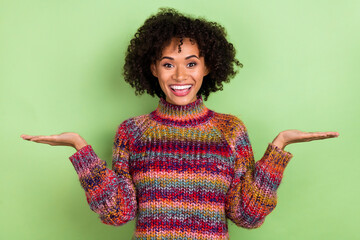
[69,96,293,239]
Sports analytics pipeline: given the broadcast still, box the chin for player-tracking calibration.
[166,96,196,106]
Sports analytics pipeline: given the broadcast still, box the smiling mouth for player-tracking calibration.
[169,84,192,96]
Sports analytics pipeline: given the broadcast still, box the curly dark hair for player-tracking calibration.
[123,8,242,100]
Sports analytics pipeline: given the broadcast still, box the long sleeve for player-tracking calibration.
[69,121,137,226]
[224,118,293,229]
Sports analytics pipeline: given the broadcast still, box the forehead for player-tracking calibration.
[161,38,200,56]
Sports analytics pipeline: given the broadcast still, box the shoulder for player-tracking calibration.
[211,111,248,135]
[211,111,251,155]
[119,114,151,128]
[115,114,152,138]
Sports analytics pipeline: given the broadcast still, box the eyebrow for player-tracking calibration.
[160,55,199,61]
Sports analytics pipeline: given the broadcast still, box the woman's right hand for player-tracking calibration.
[21,132,88,151]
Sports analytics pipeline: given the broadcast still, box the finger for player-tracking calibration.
[21,134,37,140]
[30,139,72,147]
[22,136,46,141]
[326,132,339,137]
[29,140,57,145]
[22,135,48,140]
[314,132,339,138]
[30,135,59,142]
[304,131,339,138]
[302,134,339,142]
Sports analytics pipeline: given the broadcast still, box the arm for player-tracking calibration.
[224,119,339,228]
[69,122,137,226]
[225,119,292,229]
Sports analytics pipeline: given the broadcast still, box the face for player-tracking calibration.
[151,38,209,106]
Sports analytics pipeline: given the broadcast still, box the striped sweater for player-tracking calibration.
[69,96,293,239]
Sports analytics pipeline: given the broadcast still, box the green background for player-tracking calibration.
[1,0,359,239]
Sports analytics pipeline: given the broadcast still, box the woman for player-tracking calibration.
[21,9,338,240]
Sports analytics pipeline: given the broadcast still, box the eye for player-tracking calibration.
[162,63,173,68]
[187,62,197,68]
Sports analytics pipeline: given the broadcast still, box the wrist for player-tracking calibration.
[272,132,287,150]
[74,142,87,151]
[73,134,88,151]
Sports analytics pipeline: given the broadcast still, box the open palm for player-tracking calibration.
[21,132,87,150]
[273,130,339,149]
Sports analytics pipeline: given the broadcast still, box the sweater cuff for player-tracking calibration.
[263,143,293,172]
[69,145,98,173]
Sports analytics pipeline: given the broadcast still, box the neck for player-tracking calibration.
[150,96,214,127]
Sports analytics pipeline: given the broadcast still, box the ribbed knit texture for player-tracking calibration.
[69,96,293,240]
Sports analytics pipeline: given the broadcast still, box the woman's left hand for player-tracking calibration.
[272,130,339,150]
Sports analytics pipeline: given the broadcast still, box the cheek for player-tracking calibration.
[157,77,169,93]
[157,69,171,81]
[158,78,167,88]
[193,72,205,84]
[158,79,166,89]
[194,67,207,78]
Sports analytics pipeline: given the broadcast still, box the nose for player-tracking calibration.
[173,65,187,81]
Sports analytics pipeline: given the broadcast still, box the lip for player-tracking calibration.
[169,84,193,97]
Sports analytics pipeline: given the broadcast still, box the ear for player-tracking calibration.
[204,65,210,76]
[150,63,158,78]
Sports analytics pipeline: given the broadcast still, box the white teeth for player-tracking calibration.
[170,85,192,90]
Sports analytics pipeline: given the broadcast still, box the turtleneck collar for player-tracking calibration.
[150,96,214,127]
